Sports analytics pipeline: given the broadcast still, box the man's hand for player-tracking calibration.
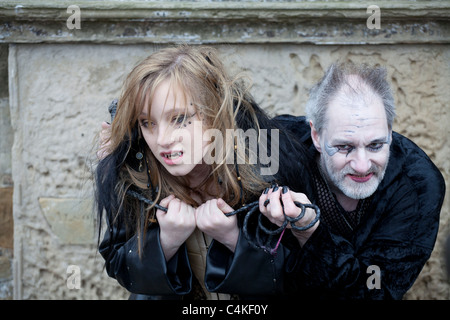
[259,186,319,247]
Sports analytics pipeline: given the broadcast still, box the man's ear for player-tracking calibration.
[310,121,322,153]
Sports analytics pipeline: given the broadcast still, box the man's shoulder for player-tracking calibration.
[391,131,441,172]
[386,131,445,202]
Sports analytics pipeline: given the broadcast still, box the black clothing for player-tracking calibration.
[312,166,373,239]
[98,113,445,300]
[99,203,289,298]
[97,106,309,299]
[275,115,445,299]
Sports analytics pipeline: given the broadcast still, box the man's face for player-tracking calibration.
[312,80,391,200]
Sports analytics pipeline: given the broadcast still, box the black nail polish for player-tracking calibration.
[263,187,269,194]
[271,184,277,189]
[282,186,289,194]
[273,186,279,192]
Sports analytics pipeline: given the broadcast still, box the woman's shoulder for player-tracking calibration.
[272,114,310,141]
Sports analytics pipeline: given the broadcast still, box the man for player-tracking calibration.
[263,62,446,299]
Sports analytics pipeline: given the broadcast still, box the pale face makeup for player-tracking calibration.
[139,80,210,181]
[312,77,391,205]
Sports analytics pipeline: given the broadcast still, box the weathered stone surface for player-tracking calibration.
[0,251,13,300]
[0,254,12,280]
[2,0,449,301]
[7,42,449,300]
[1,1,449,44]
[0,97,13,187]
[38,197,94,245]
[0,187,13,249]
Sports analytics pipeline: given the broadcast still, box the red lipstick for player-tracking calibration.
[348,172,374,183]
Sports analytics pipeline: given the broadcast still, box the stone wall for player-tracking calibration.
[0,0,449,300]
[0,42,13,299]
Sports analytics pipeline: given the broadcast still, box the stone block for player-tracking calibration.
[38,197,95,245]
[0,187,13,249]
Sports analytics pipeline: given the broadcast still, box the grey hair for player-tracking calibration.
[305,62,396,133]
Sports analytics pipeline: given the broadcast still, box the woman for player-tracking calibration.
[94,45,318,299]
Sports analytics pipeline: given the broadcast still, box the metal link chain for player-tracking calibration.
[126,189,320,253]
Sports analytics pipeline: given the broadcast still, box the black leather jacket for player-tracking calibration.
[98,112,308,300]
[98,206,289,299]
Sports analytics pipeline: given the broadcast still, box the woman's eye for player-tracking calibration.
[172,115,186,124]
[140,120,155,128]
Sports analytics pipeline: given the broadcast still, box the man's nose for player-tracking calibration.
[349,148,372,174]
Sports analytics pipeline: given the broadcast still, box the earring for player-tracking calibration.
[137,148,157,200]
[141,147,156,198]
[136,151,144,172]
[145,157,153,190]
[234,140,244,207]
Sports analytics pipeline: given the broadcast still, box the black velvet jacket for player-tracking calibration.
[276,115,446,299]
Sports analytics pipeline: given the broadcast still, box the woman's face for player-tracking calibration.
[139,80,210,179]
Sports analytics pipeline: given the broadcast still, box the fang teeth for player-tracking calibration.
[165,152,182,159]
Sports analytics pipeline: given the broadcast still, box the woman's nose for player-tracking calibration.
[156,125,175,147]
[157,125,185,147]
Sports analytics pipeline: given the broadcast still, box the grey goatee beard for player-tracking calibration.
[319,153,389,200]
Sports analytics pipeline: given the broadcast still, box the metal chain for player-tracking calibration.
[126,189,320,253]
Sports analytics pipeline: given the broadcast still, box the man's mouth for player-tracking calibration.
[348,172,374,183]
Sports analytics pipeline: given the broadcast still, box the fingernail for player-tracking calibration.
[106,121,110,125]
[273,186,279,192]
[271,184,277,189]
[282,186,289,194]
[263,187,269,194]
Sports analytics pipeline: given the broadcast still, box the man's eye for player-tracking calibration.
[367,143,384,152]
[336,145,354,153]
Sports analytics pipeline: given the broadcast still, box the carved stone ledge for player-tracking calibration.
[1,1,449,44]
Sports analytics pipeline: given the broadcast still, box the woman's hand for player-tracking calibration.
[259,186,319,247]
[97,121,112,160]
[195,198,239,253]
[156,195,197,261]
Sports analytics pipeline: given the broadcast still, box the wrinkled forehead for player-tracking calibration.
[323,79,389,141]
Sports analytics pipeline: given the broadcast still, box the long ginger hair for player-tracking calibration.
[95,45,276,252]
